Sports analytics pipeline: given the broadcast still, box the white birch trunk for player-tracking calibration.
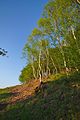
[50,57,58,74]
[57,37,69,74]
[77,0,80,4]
[46,48,51,76]
[31,64,36,79]
[71,26,80,55]
[38,50,42,83]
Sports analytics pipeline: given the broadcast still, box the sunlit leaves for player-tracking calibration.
[20,0,80,83]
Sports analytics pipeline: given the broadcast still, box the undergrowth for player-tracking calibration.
[0,72,80,120]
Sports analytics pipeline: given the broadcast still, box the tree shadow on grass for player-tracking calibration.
[0,92,18,111]
[0,93,12,100]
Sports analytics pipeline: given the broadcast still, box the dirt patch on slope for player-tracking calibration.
[8,79,40,104]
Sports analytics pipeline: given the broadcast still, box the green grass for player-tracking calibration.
[0,72,80,120]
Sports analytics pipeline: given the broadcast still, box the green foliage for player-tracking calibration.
[0,0,80,119]
[19,64,33,83]
[20,0,80,83]
[32,28,42,36]
[0,72,80,120]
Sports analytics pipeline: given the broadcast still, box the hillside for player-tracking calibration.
[0,72,80,120]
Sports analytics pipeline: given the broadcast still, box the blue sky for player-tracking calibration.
[0,0,48,88]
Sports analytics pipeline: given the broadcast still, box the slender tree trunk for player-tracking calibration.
[71,26,79,72]
[57,37,69,75]
[37,69,39,79]
[38,50,42,83]
[42,69,44,79]
[46,48,51,77]
[77,0,80,4]
[48,34,59,73]
[71,26,80,55]
[50,56,58,74]
[31,64,36,79]
[54,19,68,74]
[30,56,37,79]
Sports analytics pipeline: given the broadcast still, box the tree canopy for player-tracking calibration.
[19,0,80,83]
[0,48,7,56]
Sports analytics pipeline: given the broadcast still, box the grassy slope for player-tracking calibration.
[0,72,80,120]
